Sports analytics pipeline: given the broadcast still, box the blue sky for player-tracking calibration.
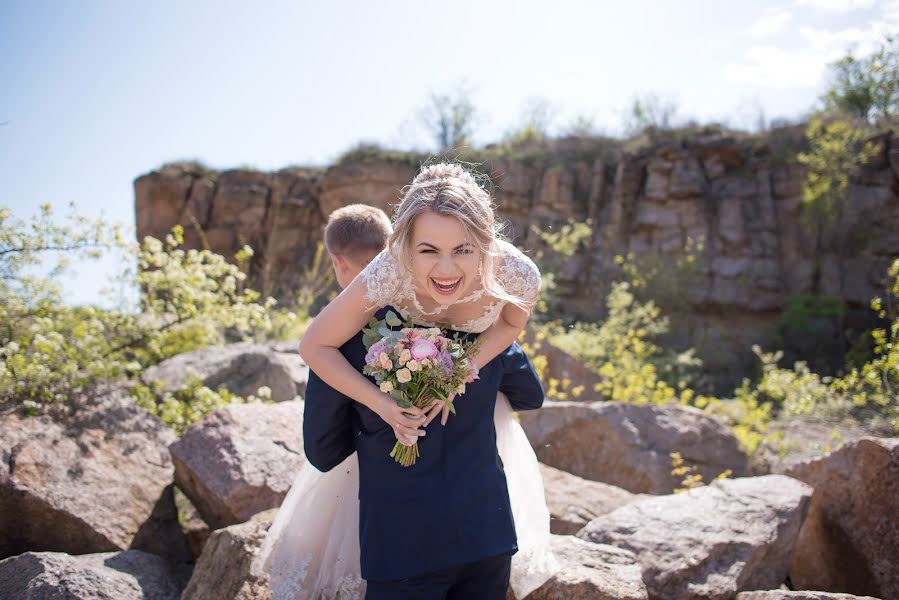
[1,0,895,306]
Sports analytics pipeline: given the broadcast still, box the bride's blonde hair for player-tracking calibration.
[388,162,531,311]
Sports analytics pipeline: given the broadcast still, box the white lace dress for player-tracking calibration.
[254,240,560,599]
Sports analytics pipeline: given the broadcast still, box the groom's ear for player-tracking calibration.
[330,252,351,283]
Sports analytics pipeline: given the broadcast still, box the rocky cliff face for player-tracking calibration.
[134,125,899,392]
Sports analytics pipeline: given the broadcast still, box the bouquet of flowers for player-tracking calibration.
[362,310,482,467]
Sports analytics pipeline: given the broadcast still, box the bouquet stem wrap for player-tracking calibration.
[390,386,432,467]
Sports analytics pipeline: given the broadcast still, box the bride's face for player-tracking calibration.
[409,210,481,305]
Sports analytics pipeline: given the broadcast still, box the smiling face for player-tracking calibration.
[409,210,482,305]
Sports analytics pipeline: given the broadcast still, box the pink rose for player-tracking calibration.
[411,338,438,360]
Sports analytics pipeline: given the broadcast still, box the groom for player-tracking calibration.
[302,309,544,599]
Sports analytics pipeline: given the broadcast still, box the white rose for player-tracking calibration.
[380,381,394,393]
[399,349,412,365]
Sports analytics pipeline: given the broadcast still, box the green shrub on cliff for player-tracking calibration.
[546,275,774,460]
[528,218,593,318]
[830,256,899,433]
[336,143,425,168]
[769,292,850,375]
[550,280,703,404]
[732,257,899,438]
[798,118,876,237]
[739,345,852,420]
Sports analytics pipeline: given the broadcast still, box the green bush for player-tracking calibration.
[549,280,702,404]
[265,242,336,342]
[770,293,849,375]
[0,204,276,417]
[830,257,899,433]
[131,371,274,436]
[527,218,593,319]
[335,143,425,168]
[614,237,705,312]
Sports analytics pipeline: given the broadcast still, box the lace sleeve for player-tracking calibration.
[358,248,403,308]
[497,240,542,307]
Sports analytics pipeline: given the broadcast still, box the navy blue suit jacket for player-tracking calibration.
[302,309,545,582]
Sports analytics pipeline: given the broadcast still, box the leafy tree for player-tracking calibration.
[797,118,877,295]
[564,114,598,137]
[503,97,557,145]
[623,92,678,135]
[419,86,478,152]
[0,204,277,420]
[822,35,899,125]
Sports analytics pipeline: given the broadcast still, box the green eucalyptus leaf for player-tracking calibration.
[445,399,457,415]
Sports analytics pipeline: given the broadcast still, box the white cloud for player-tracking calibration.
[869,0,899,39]
[794,0,876,13]
[727,0,896,88]
[751,9,793,35]
[725,45,833,87]
[800,24,884,55]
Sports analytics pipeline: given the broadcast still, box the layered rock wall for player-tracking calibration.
[135,126,899,391]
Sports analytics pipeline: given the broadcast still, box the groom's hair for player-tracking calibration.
[324,204,392,265]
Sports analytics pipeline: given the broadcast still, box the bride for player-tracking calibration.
[254,162,560,599]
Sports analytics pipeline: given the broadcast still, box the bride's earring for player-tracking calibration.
[478,258,484,280]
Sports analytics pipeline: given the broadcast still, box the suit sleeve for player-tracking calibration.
[302,368,356,472]
[498,341,545,411]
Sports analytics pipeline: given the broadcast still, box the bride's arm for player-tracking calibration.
[471,301,532,369]
[470,241,543,370]
[298,276,426,439]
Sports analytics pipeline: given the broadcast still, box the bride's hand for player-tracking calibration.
[423,393,457,427]
[371,393,427,446]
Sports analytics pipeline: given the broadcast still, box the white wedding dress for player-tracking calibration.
[254,240,560,599]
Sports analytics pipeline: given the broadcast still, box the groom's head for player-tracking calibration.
[324,204,392,288]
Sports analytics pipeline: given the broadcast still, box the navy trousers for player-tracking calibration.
[364,552,513,600]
